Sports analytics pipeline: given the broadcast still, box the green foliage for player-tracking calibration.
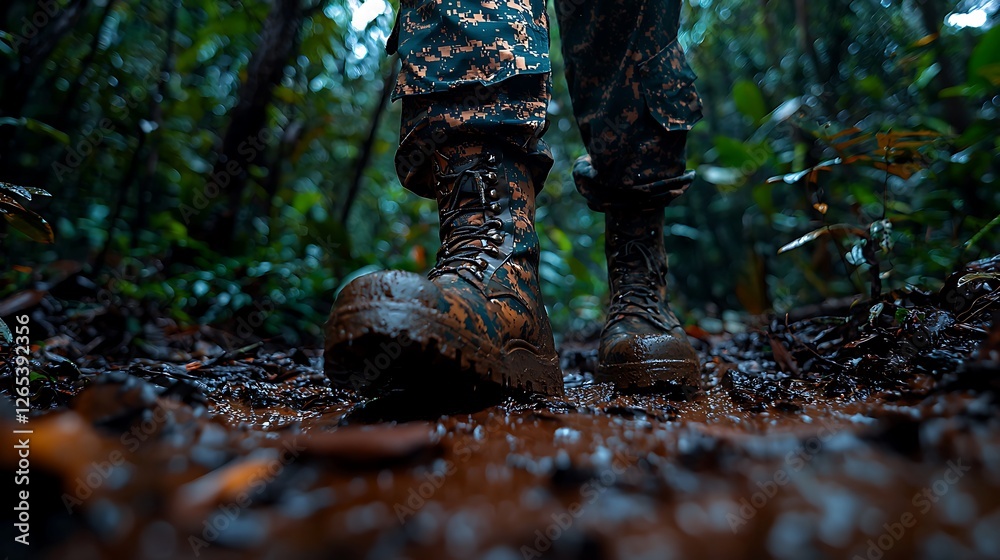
[0,0,996,343]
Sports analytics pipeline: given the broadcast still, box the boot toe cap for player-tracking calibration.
[600,329,697,364]
[334,270,440,311]
[598,322,701,391]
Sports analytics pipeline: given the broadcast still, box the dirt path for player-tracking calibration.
[2,262,999,560]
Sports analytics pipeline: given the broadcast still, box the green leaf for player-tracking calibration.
[939,85,972,98]
[857,75,886,99]
[0,116,70,144]
[713,136,755,168]
[964,212,1000,249]
[0,318,10,344]
[969,26,1000,90]
[732,79,767,123]
[548,227,573,253]
[0,31,14,56]
[25,118,70,144]
[752,183,776,216]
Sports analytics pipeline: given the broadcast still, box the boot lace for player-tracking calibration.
[429,154,506,281]
[607,239,674,330]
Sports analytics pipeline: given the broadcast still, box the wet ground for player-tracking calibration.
[2,258,1000,560]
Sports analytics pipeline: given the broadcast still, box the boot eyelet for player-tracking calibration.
[477,258,489,270]
[489,202,501,213]
[486,153,497,164]
[490,233,504,243]
[488,188,498,199]
[484,171,498,184]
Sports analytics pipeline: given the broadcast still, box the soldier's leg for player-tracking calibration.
[325,0,565,396]
[553,0,704,394]
[553,0,702,209]
[388,0,553,196]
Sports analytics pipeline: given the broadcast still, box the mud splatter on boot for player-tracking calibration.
[598,208,701,396]
[324,144,563,397]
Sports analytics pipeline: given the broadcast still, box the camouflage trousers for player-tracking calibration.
[388,0,702,211]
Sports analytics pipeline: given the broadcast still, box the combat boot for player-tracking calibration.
[597,207,701,395]
[324,144,563,396]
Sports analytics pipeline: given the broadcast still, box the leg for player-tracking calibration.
[324,0,564,396]
[553,0,702,210]
[554,0,704,394]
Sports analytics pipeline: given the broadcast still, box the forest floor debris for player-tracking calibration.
[2,258,999,560]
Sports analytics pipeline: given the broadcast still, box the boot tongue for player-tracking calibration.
[444,162,488,228]
[430,150,502,279]
[606,217,673,330]
[611,241,663,306]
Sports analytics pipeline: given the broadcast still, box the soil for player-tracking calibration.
[1,257,999,560]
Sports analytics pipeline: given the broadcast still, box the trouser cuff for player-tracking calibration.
[573,154,695,212]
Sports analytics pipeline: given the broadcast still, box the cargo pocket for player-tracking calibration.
[638,38,703,132]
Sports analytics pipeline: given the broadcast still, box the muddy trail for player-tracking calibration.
[2,258,1000,560]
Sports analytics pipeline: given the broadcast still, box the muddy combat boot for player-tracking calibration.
[324,144,563,397]
[597,208,701,395]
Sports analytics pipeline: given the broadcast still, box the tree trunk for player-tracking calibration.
[0,0,92,119]
[0,0,92,168]
[206,0,307,252]
[132,0,180,249]
[340,59,397,224]
[57,0,119,123]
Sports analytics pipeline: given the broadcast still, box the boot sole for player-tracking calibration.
[325,302,564,397]
[596,359,702,399]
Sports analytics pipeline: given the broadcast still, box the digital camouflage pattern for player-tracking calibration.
[389,0,703,210]
[325,0,704,395]
[392,75,552,200]
[325,143,563,395]
[597,207,702,393]
[387,0,550,98]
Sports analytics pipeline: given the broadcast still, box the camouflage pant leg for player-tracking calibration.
[553,0,703,211]
[387,0,702,209]
[388,0,553,198]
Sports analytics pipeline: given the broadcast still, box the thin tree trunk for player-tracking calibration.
[794,0,818,78]
[57,0,119,122]
[206,0,309,251]
[94,130,147,270]
[132,0,179,249]
[0,0,92,168]
[340,59,397,224]
[0,0,92,119]
[260,118,304,223]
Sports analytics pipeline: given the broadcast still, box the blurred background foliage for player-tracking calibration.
[0,0,997,348]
